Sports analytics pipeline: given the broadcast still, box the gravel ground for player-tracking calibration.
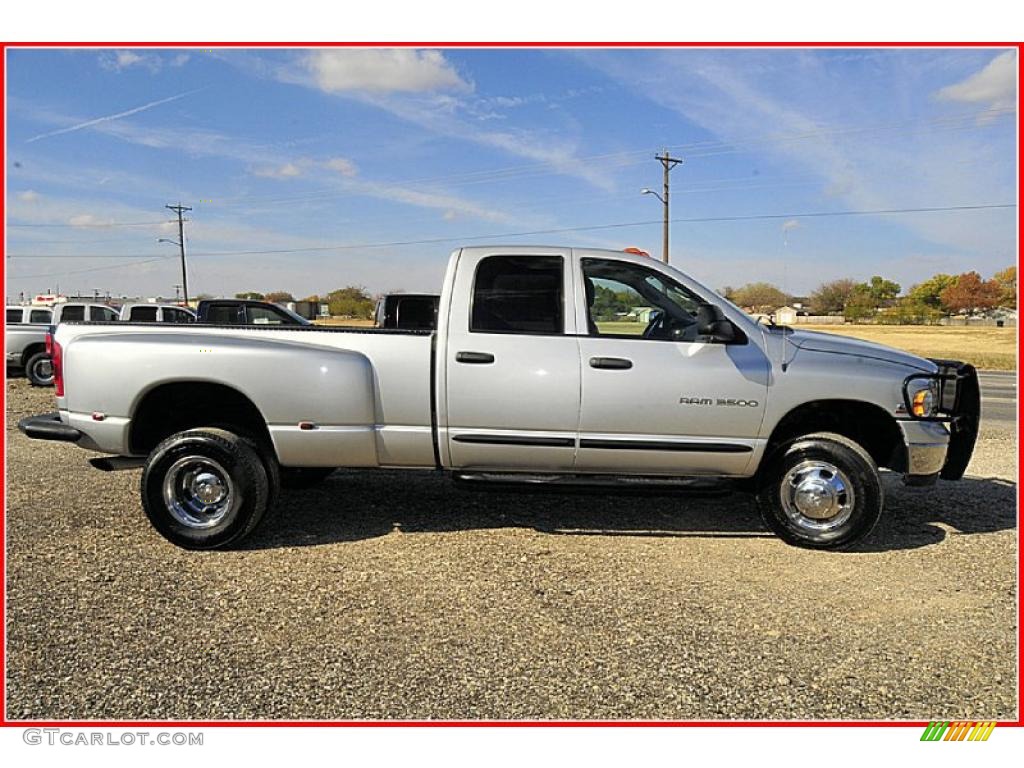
[4,377,1017,721]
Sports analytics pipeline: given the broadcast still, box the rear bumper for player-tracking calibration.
[18,412,82,443]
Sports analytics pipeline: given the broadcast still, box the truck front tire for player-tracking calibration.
[25,351,54,387]
[756,432,883,550]
[140,428,271,550]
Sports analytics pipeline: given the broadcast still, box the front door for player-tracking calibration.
[575,255,769,475]
[444,249,581,471]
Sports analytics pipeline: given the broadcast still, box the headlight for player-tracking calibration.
[908,380,940,418]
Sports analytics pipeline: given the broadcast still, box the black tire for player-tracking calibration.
[25,351,54,387]
[140,428,270,550]
[280,466,336,489]
[756,432,883,550]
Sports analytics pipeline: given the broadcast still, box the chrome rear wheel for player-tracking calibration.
[161,455,235,529]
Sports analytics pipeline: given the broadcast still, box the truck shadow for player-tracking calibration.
[242,470,1017,553]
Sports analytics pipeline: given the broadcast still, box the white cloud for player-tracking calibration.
[325,157,358,176]
[99,50,191,73]
[936,51,1017,111]
[68,214,107,226]
[301,49,471,94]
[253,161,308,179]
[781,219,800,232]
[25,89,202,144]
[17,190,40,202]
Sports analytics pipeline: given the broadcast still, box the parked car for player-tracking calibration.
[6,305,54,325]
[52,303,119,323]
[374,293,440,330]
[195,299,311,326]
[118,303,196,323]
[5,323,53,386]
[20,246,978,551]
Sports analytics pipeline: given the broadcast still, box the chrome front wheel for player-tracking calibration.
[756,432,883,550]
[779,460,856,541]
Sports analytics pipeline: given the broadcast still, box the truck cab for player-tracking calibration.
[52,303,119,323]
[6,306,54,325]
[118,303,196,323]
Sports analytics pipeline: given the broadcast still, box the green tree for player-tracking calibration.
[327,286,375,318]
[264,291,295,304]
[993,266,1016,309]
[907,274,957,310]
[591,285,637,321]
[809,278,857,315]
[234,291,265,300]
[857,275,901,305]
[843,287,876,322]
[731,282,789,313]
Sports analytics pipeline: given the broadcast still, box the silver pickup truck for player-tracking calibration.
[19,246,979,551]
[6,306,55,386]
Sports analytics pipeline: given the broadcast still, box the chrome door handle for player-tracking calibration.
[456,351,495,364]
[589,357,633,370]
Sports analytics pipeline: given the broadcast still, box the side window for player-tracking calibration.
[129,306,158,322]
[61,306,85,322]
[162,309,191,323]
[246,305,292,325]
[29,309,52,324]
[581,258,707,342]
[471,255,564,335]
[7,309,22,324]
[94,307,119,322]
[206,305,243,324]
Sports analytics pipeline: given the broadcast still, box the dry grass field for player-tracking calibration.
[799,325,1017,371]
[313,317,376,327]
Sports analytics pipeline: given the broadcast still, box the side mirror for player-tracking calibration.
[696,303,736,342]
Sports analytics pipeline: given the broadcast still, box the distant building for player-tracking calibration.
[628,306,659,323]
[775,305,798,325]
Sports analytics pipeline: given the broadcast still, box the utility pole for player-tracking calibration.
[656,150,682,264]
[165,203,192,305]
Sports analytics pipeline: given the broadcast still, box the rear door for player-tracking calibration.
[574,254,769,475]
[443,249,581,471]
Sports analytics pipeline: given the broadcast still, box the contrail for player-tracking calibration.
[25,88,205,143]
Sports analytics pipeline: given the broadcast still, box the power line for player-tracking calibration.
[201,105,1015,210]
[8,256,176,280]
[6,219,173,228]
[8,202,1011,262]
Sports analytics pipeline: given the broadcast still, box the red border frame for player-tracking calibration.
[0,40,1020,730]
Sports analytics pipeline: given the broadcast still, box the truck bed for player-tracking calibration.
[53,321,438,468]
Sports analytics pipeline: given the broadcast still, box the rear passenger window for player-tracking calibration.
[130,306,158,322]
[29,310,52,323]
[471,255,564,335]
[161,309,190,323]
[61,306,85,322]
[7,309,21,324]
[206,305,243,324]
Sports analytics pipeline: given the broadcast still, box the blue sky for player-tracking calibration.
[4,47,1017,301]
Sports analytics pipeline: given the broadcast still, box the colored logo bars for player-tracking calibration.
[920,721,997,741]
